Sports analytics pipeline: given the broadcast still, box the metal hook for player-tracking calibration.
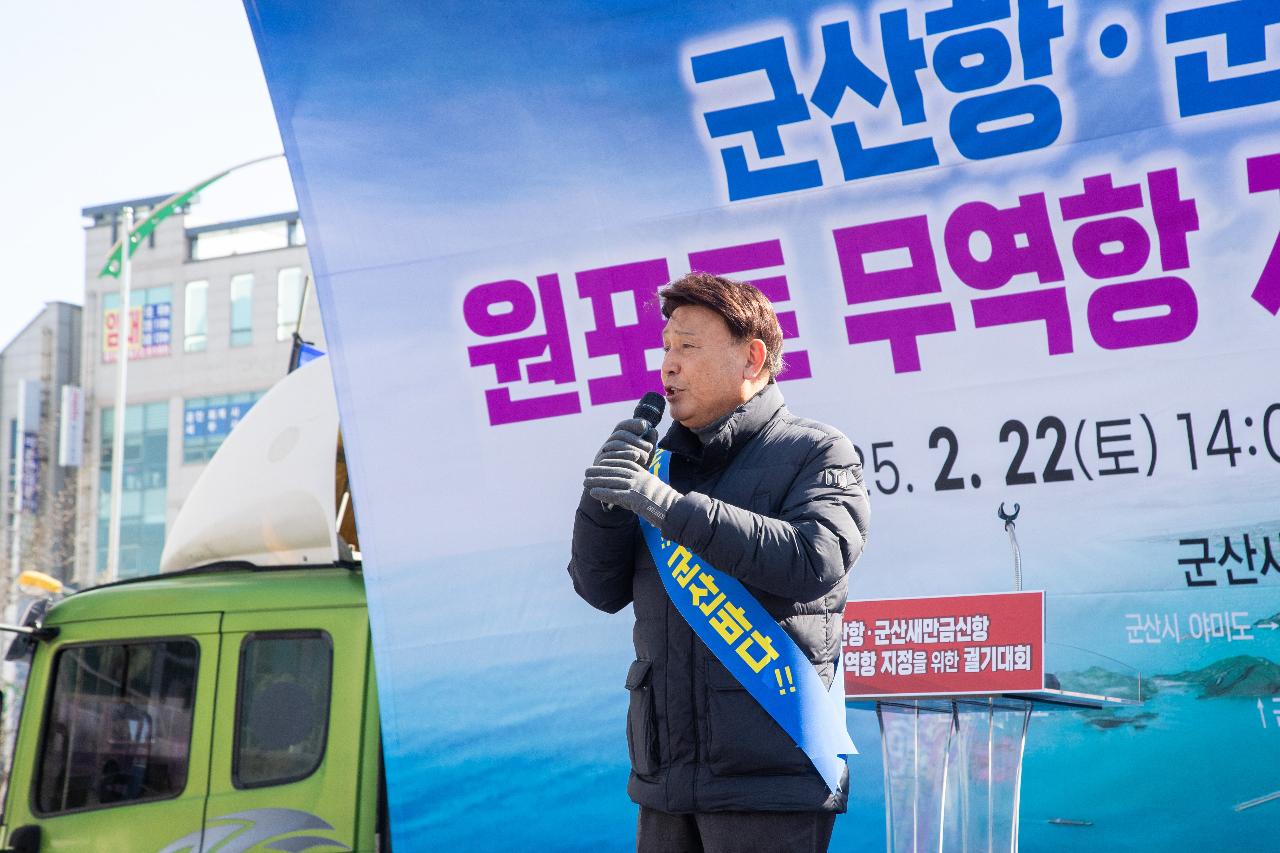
[998,502,1024,592]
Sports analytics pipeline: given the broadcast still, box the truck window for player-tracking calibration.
[233,630,332,788]
[34,639,198,814]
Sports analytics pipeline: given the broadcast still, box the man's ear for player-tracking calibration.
[744,339,768,381]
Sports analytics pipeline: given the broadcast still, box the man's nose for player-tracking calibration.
[661,350,678,375]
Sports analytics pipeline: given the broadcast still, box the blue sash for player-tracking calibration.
[641,449,856,793]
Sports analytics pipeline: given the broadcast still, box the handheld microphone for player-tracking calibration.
[634,391,666,432]
[601,392,667,511]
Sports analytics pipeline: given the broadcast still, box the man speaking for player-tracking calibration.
[568,272,871,853]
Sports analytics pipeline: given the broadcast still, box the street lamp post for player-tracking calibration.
[97,153,283,581]
[104,206,134,583]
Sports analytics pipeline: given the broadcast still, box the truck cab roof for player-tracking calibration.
[44,565,367,626]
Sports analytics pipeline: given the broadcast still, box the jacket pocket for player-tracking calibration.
[748,488,775,514]
[705,661,811,776]
[625,659,659,777]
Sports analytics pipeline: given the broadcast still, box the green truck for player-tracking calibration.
[1,361,390,852]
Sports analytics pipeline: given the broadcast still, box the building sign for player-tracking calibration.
[14,379,42,515]
[20,432,39,513]
[58,385,83,468]
[843,591,1045,697]
[103,302,172,362]
[183,399,255,440]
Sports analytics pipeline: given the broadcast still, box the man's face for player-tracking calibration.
[661,304,755,430]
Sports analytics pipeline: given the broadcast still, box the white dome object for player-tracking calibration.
[160,358,341,571]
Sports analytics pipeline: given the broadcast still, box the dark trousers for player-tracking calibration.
[637,806,837,853]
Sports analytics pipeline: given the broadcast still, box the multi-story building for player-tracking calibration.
[0,302,82,778]
[0,302,83,590]
[76,195,324,584]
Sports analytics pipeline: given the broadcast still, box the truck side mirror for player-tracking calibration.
[5,600,54,662]
[5,825,40,853]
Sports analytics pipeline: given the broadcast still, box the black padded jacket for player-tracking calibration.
[568,383,871,814]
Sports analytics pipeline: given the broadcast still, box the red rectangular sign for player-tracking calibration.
[843,591,1045,697]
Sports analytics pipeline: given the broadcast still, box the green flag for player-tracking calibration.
[98,154,282,278]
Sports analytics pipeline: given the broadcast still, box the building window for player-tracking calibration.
[103,286,173,362]
[230,274,253,347]
[233,631,332,789]
[35,639,198,814]
[276,268,305,342]
[97,402,168,579]
[184,280,208,353]
[188,217,304,261]
[183,392,264,464]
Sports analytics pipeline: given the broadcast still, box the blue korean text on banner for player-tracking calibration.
[640,448,856,793]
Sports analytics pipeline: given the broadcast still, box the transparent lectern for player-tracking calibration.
[846,505,1144,853]
[862,666,1141,853]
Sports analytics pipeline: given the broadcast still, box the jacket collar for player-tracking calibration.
[659,382,784,469]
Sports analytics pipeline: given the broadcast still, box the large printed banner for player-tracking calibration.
[245,1,1280,849]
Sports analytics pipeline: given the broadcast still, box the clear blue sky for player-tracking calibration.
[0,0,293,348]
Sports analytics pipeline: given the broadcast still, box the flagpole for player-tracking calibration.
[105,206,134,583]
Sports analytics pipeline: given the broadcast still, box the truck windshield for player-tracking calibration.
[34,639,198,814]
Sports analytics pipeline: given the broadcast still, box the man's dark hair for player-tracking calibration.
[658,272,785,379]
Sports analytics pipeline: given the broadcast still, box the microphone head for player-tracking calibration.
[634,392,666,428]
